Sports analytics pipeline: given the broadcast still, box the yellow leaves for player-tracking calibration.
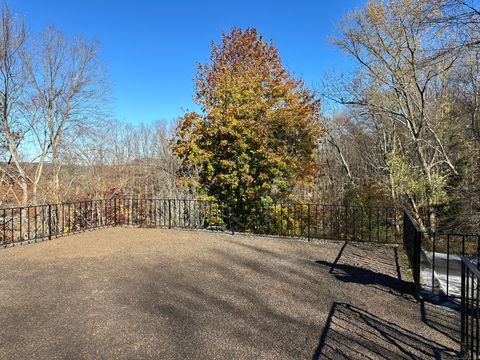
[241,173,254,184]
[219,159,235,168]
[386,147,449,206]
[365,0,385,22]
[173,27,322,203]
[440,101,451,117]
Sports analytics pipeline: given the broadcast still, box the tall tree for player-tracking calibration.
[24,25,108,202]
[174,28,322,211]
[0,4,110,206]
[0,4,29,204]
[326,0,470,230]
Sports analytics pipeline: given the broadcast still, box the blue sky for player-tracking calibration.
[10,0,362,124]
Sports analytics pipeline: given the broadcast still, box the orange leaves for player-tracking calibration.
[173,27,323,204]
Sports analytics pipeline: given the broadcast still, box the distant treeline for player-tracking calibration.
[0,1,478,234]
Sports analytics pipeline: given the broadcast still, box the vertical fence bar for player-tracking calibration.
[377,206,380,242]
[471,273,474,357]
[11,208,14,243]
[48,204,52,240]
[466,264,470,354]
[2,208,5,245]
[19,208,23,242]
[447,234,450,297]
[352,205,356,241]
[462,259,466,355]
[307,204,311,242]
[168,199,172,229]
[432,233,436,293]
[385,207,388,243]
[476,278,479,358]
[114,198,117,226]
[34,206,37,240]
[27,206,30,240]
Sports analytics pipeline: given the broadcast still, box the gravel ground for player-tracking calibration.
[0,228,460,359]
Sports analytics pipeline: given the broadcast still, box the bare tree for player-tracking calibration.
[323,0,472,230]
[24,25,108,202]
[0,4,30,204]
[60,119,185,200]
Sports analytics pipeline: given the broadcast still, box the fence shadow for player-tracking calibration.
[420,299,461,343]
[314,259,415,298]
[312,302,459,359]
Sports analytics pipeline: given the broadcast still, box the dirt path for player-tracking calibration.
[0,228,459,359]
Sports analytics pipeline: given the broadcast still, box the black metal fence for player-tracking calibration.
[401,209,480,300]
[422,232,480,299]
[0,198,402,246]
[0,199,226,245]
[461,257,480,358]
[234,202,401,243]
[403,210,423,294]
[0,200,119,245]
[1,199,477,357]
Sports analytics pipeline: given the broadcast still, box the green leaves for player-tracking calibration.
[173,27,322,211]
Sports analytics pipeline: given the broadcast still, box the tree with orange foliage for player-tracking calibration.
[174,28,322,210]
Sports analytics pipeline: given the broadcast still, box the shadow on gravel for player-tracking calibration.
[420,300,460,343]
[312,302,460,359]
[314,260,415,297]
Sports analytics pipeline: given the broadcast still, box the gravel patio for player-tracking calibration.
[0,228,460,359]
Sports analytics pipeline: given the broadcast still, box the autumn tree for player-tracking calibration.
[323,0,473,231]
[174,28,322,215]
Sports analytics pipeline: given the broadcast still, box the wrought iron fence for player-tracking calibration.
[401,209,480,301]
[232,202,402,243]
[0,198,402,246]
[113,198,228,229]
[0,199,229,246]
[422,232,480,299]
[0,200,119,245]
[1,199,477,357]
[403,210,422,294]
[461,257,480,358]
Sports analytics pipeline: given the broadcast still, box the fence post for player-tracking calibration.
[307,204,311,242]
[230,203,235,236]
[114,198,117,226]
[168,199,172,229]
[403,209,422,297]
[19,208,23,241]
[414,231,422,291]
[48,204,52,240]
[461,259,466,355]
[344,203,348,240]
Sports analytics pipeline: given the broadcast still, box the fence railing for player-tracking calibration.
[384,210,480,358]
[403,210,423,294]
[422,232,480,299]
[461,257,480,358]
[0,199,227,245]
[401,209,480,300]
[2,198,478,356]
[233,202,402,243]
[0,199,120,245]
[0,198,402,246]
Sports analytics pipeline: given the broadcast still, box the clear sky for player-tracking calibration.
[9,0,362,125]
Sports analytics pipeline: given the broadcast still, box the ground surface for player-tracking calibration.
[0,228,460,359]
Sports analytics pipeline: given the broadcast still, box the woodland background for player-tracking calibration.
[0,0,478,233]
